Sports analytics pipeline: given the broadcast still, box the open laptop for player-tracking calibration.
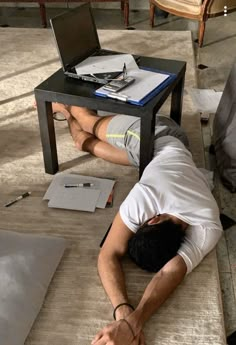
[50,3,122,84]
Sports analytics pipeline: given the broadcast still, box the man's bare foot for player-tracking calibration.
[33,100,70,120]
[51,103,71,120]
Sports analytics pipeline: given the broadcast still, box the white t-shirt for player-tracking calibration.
[119,136,223,274]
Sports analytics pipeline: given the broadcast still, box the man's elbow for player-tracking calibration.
[97,247,122,270]
[159,255,187,282]
[97,249,108,268]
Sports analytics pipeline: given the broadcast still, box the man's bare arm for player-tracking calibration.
[93,211,187,345]
[98,212,134,319]
[126,254,187,335]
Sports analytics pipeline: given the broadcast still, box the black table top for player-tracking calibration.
[35,56,186,117]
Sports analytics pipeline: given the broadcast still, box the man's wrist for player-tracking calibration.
[125,309,144,336]
[120,319,135,340]
[113,303,135,320]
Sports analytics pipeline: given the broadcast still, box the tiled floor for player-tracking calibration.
[1,5,236,342]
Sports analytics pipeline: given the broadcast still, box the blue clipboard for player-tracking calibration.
[94,67,176,106]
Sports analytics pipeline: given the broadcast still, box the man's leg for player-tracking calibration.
[58,104,131,166]
[67,105,113,143]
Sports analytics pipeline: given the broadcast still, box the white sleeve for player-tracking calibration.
[178,225,223,274]
[119,184,143,233]
[119,183,155,233]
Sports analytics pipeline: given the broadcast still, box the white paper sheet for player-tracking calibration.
[48,187,100,212]
[188,88,223,113]
[75,54,139,75]
[95,68,169,103]
[43,173,115,210]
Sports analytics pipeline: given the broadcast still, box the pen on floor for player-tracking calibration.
[4,191,31,207]
[64,183,94,188]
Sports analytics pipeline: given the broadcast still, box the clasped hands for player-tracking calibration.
[91,318,145,345]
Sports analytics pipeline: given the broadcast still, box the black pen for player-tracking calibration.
[64,183,94,188]
[4,192,31,207]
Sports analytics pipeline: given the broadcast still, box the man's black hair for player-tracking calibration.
[128,219,185,272]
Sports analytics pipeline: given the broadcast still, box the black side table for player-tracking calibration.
[34,56,186,178]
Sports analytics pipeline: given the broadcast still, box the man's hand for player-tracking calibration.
[91,319,145,345]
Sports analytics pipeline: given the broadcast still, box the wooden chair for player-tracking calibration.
[149,0,236,47]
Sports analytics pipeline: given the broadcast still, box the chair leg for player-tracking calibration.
[198,20,206,47]
[150,3,155,27]
[39,3,47,28]
[123,0,129,26]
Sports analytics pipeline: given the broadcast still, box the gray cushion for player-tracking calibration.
[0,229,66,345]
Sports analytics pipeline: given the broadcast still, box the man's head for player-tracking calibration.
[128,217,186,272]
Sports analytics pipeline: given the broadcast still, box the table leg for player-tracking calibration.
[170,74,185,125]
[36,100,58,174]
[139,112,156,179]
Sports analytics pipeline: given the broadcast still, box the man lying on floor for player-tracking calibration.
[49,103,223,345]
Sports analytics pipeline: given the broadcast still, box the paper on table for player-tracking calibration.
[75,54,139,75]
[43,173,115,209]
[95,68,169,103]
[48,186,100,212]
[188,88,223,113]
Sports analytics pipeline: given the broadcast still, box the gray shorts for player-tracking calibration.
[106,114,189,166]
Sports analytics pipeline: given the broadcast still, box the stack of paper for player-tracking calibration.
[95,67,175,106]
[43,173,116,212]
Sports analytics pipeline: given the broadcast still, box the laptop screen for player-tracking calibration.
[50,4,100,71]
